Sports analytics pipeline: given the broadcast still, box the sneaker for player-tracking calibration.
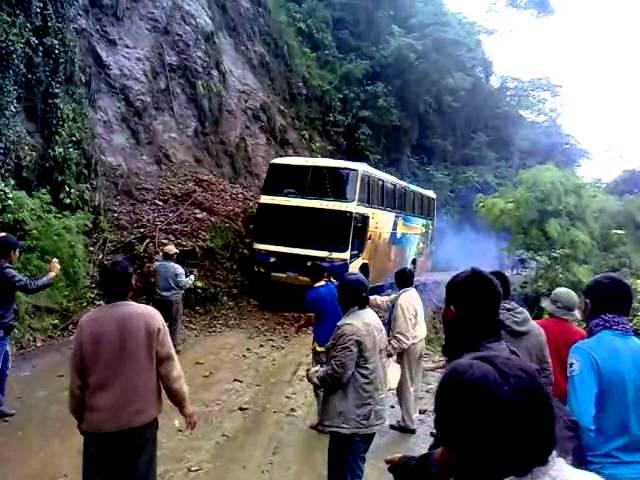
[0,406,16,419]
[389,423,416,435]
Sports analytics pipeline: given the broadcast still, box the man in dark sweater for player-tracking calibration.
[385,268,580,479]
[0,233,60,418]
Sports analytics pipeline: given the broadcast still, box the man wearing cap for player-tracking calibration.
[152,245,195,350]
[0,233,60,418]
[537,287,586,403]
[295,262,342,433]
[307,272,388,480]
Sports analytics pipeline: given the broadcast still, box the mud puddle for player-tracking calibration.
[0,327,439,480]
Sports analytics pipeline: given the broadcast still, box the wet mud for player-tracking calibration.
[0,328,439,480]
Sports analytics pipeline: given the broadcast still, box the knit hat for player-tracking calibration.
[541,287,581,322]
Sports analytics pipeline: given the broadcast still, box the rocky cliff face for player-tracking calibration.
[75,0,305,190]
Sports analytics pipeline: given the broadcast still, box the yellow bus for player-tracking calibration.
[253,157,436,293]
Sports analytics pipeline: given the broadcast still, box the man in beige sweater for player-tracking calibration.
[370,267,426,434]
[69,258,197,480]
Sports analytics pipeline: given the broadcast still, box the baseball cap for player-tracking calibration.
[0,233,25,254]
[163,244,179,255]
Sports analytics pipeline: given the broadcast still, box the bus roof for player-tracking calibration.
[271,156,437,198]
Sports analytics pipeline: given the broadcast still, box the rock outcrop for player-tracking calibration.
[75,0,306,189]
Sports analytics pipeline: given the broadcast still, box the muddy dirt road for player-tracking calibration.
[0,323,439,480]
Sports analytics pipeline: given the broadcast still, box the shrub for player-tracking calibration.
[0,182,90,346]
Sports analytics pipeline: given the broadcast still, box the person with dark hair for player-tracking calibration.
[370,267,426,434]
[441,268,511,362]
[307,272,387,480]
[69,258,197,480]
[295,262,342,433]
[567,274,640,480]
[0,233,60,418]
[152,245,195,350]
[537,287,586,403]
[388,353,600,480]
[385,268,581,479]
[490,271,553,388]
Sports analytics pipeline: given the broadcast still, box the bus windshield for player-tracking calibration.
[262,164,358,201]
[254,204,353,252]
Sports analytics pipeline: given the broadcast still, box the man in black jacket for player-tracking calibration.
[0,233,60,418]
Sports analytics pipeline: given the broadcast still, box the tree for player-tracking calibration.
[477,165,640,294]
[272,0,585,214]
[607,169,640,197]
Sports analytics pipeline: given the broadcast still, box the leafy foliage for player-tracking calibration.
[608,169,640,197]
[271,0,585,214]
[0,0,92,209]
[0,182,90,346]
[477,165,640,295]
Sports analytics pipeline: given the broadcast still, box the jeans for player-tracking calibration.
[83,418,158,480]
[328,432,376,480]
[0,336,10,408]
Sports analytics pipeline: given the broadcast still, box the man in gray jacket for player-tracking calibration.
[490,271,553,388]
[307,272,387,480]
[153,245,195,350]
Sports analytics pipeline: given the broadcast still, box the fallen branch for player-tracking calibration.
[154,193,200,250]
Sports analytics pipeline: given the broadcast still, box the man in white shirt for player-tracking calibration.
[370,267,426,434]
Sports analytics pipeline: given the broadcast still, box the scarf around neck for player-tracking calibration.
[587,313,633,337]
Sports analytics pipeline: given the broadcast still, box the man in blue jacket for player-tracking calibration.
[568,274,640,480]
[296,262,342,433]
[152,245,195,351]
[0,233,60,418]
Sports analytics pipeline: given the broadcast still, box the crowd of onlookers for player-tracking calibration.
[1,230,639,480]
[303,263,639,480]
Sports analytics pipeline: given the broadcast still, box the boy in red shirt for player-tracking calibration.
[537,287,586,403]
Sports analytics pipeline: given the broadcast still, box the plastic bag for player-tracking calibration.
[387,358,401,391]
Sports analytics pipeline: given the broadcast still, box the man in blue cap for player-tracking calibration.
[0,233,60,418]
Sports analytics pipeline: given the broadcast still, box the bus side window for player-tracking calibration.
[351,214,369,261]
[396,187,406,212]
[428,197,435,218]
[414,193,421,215]
[385,183,396,210]
[419,194,426,217]
[359,175,370,204]
[376,179,385,207]
[407,190,415,215]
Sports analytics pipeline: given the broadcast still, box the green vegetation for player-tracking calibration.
[274,0,638,305]
[0,0,92,209]
[477,165,640,296]
[0,182,90,347]
[0,1,94,346]
[270,0,584,214]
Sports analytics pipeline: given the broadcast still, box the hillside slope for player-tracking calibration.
[76,0,305,188]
